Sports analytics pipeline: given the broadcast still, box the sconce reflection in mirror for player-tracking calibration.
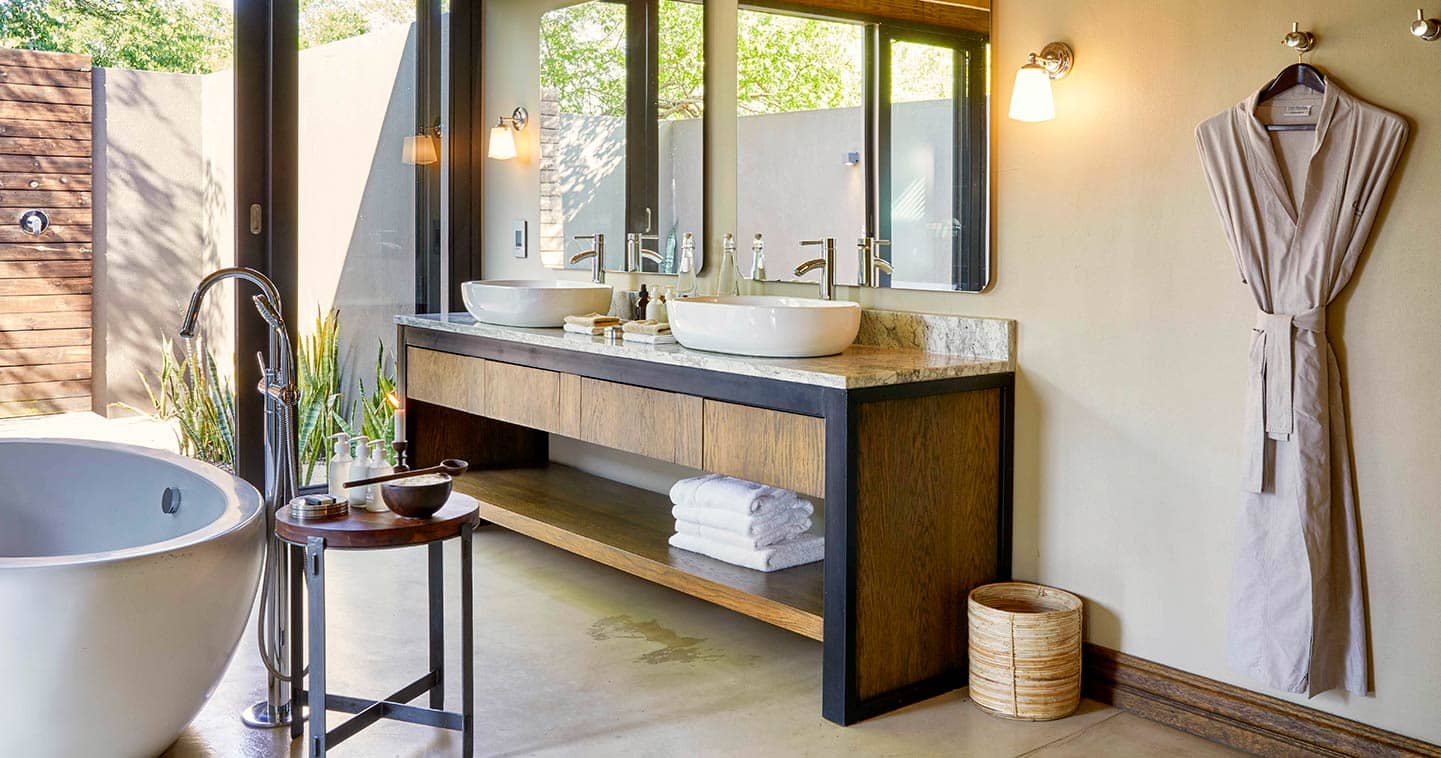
[1009,42,1074,123]
[403,124,441,166]
[19,209,48,236]
[488,106,529,161]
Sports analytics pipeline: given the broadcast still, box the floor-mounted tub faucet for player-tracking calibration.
[181,266,301,730]
[794,238,837,300]
[571,233,607,284]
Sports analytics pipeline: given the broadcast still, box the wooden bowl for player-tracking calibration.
[381,473,454,519]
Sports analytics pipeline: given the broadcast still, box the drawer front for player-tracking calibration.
[482,360,564,433]
[702,400,825,498]
[406,348,484,415]
[578,378,703,467]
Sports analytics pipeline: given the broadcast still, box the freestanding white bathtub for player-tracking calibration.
[0,439,264,758]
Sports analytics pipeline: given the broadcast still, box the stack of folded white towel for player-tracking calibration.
[667,474,823,572]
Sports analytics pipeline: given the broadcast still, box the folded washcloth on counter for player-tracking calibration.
[621,319,671,336]
[670,502,812,537]
[563,312,620,328]
[563,323,608,336]
[622,332,677,344]
[669,474,808,516]
[674,517,811,550]
[668,531,823,572]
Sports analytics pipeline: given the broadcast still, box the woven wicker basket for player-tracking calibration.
[967,582,1083,721]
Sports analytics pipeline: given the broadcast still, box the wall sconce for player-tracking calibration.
[488,106,529,161]
[1008,42,1074,122]
[402,125,440,166]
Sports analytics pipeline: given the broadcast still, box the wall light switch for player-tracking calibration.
[513,219,528,258]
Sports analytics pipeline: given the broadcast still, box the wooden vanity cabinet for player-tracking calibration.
[399,326,1013,726]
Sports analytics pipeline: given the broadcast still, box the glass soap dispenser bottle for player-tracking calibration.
[716,233,741,296]
[676,233,697,297]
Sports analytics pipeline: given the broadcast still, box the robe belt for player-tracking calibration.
[1243,305,1326,493]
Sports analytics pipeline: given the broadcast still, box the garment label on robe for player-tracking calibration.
[1283,105,1314,117]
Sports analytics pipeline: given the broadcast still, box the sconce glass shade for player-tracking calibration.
[488,125,518,160]
[402,133,438,165]
[1009,62,1056,122]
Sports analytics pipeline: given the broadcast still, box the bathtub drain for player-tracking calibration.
[161,487,182,515]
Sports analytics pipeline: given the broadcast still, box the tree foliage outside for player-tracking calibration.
[0,0,413,74]
[540,1,958,120]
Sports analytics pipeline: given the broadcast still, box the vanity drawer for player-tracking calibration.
[702,400,825,499]
[406,347,485,415]
[577,378,703,467]
[482,360,566,433]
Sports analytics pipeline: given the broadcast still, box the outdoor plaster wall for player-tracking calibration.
[92,23,417,415]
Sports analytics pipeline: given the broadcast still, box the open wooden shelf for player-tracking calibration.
[452,465,824,640]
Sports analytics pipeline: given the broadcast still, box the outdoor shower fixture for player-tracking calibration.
[180,267,302,729]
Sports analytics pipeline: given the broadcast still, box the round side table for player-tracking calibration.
[277,494,480,757]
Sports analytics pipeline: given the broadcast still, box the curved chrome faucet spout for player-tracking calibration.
[179,266,283,338]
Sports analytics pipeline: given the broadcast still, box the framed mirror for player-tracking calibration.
[539,0,705,278]
[735,3,989,292]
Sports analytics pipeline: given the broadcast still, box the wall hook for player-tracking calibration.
[1282,22,1317,58]
[1412,9,1441,41]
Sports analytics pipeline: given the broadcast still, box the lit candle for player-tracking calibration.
[387,391,405,442]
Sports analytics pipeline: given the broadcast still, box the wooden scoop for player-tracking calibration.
[344,458,469,489]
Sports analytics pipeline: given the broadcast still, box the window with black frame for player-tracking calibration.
[736,5,989,292]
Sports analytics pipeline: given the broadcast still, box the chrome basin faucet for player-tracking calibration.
[180,266,301,730]
[571,233,607,284]
[625,232,664,272]
[794,238,837,300]
[856,236,894,287]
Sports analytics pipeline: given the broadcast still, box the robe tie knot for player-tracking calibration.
[1243,305,1326,493]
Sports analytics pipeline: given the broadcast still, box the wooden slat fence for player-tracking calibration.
[0,47,93,418]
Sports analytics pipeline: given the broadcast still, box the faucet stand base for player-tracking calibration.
[242,700,301,729]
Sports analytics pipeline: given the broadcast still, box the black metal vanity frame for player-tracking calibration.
[399,324,1014,725]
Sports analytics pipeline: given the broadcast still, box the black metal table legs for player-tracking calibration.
[289,523,474,756]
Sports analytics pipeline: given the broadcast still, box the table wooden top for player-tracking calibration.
[276,493,480,549]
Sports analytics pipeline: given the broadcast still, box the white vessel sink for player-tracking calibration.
[461,279,612,327]
[668,295,861,358]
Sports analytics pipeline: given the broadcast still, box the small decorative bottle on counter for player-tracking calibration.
[676,233,697,297]
[635,284,650,320]
[715,233,741,296]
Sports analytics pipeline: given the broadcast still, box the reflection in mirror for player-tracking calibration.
[539,0,626,273]
[737,6,990,292]
[539,0,704,278]
[736,8,865,286]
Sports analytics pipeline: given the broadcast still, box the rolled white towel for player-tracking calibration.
[670,502,812,536]
[675,517,811,550]
[668,532,824,573]
[668,474,807,515]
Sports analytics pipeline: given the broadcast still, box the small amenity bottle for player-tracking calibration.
[348,435,371,506]
[327,432,352,501]
[715,233,741,296]
[635,284,650,320]
[747,234,767,296]
[365,440,392,512]
[676,233,697,297]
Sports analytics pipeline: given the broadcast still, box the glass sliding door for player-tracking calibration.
[294,0,436,482]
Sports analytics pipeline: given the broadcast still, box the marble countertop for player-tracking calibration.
[397,313,1014,389]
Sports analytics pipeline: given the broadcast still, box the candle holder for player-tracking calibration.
[392,439,409,472]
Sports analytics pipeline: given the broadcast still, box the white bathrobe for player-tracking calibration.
[1195,82,1407,696]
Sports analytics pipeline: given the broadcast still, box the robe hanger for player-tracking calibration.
[1257,22,1325,132]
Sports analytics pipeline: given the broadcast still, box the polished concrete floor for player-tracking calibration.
[165,528,1238,757]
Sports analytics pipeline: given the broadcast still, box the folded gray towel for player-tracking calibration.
[668,531,823,572]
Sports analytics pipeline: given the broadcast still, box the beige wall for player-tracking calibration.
[484,0,1441,742]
